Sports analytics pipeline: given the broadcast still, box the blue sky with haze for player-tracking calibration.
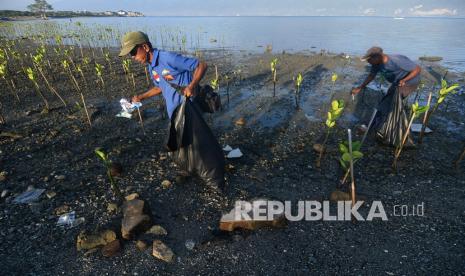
[0,0,463,17]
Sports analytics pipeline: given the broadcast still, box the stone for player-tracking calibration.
[1,189,9,198]
[219,199,287,232]
[125,193,139,201]
[55,175,66,181]
[107,203,118,213]
[313,144,324,153]
[0,171,7,182]
[121,199,151,240]
[152,240,174,263]
[146,225,167,236]
[330,190,351,202]
[101,239,121,257]
[54,205,70,215]
[235,117,246,126]
[185,240,195,251]
[46,191,56,199]
[136,240,148,251]
[161,180,172,189]
[76,230,116,251]
[110,162,123,177]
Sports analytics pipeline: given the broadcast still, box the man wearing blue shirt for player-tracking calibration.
[119,31,224,192]
[351,47,421,146]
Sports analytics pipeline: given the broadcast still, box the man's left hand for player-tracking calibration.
[398,79,406,87]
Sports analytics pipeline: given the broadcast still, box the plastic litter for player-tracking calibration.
[57,211,85,228]
[13,188,45,204]
[116,98,142,119]
[227,148,243,159]
[167,98,225,189]
[222,145,233,152]
[410,123,432,133]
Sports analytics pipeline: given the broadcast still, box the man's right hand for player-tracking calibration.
[132,95,141,103]
[351,87,362,95]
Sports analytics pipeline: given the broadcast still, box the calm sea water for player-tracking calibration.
[15,16,465,72]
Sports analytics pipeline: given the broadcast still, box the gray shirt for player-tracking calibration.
[371,54,420,85]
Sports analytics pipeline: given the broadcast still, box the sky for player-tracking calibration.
[0,0,464,17]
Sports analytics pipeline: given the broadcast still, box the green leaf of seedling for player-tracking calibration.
[441,79,447,89]
[339,143,348,154]
[342,152,352,162]
[331,100,338,111]
[331,73,338,83]
[352,151,363,159]
[352,141,361,151]
[95,149,107,162]
[339,159,347,170]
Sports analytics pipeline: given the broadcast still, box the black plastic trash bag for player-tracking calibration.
[373,86,409,147]
[166,98,225,188]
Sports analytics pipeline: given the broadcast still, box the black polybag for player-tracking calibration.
[373,86,409,147]
[166,98,225,188]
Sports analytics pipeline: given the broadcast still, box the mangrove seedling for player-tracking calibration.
[26,67,49,111]
[419,79,460,143]
[0,61,19,102]
[95,149,123,200]
[94,62,105,88]
[32,51,67,106]
[210,65,219,92]
[293,72,303,109]
[329,72,338,101]
[270,58,278,97]
[393,101,429,169]
[62,60,91,126]
[316,99,345,168]
[339,131,363,207]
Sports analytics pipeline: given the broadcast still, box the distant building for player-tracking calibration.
[117,10,127,16]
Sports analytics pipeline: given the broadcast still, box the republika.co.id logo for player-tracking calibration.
[221,199,425,222]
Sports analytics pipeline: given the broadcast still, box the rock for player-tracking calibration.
[152,240,174,263]
[175,175,187,184]
[107,203,118,213]
[54,205,70,215]
[313,144,324,153]
[185,240,195,251]
[330,190,351,202]
[329,191,367,202]
[121,199,151,240]
[235,117,246,126]
[1,189,9,198]
[110,163,123,177]
[101,239,121,257]
[55,175,66,181]
[125,193,139,201]
[419,56,443,62]
[146,225,167,236]
[46,191,56,199]
[0,171,7,182]
[219,199,287,232]
[76,230,116,251]
[161,180,172,189]
[83,248,99,257]
[136,240,148,251]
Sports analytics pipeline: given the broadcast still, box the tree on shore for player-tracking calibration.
[27,0,53,19]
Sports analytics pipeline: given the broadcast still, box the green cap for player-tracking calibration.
[119,31,149,57]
